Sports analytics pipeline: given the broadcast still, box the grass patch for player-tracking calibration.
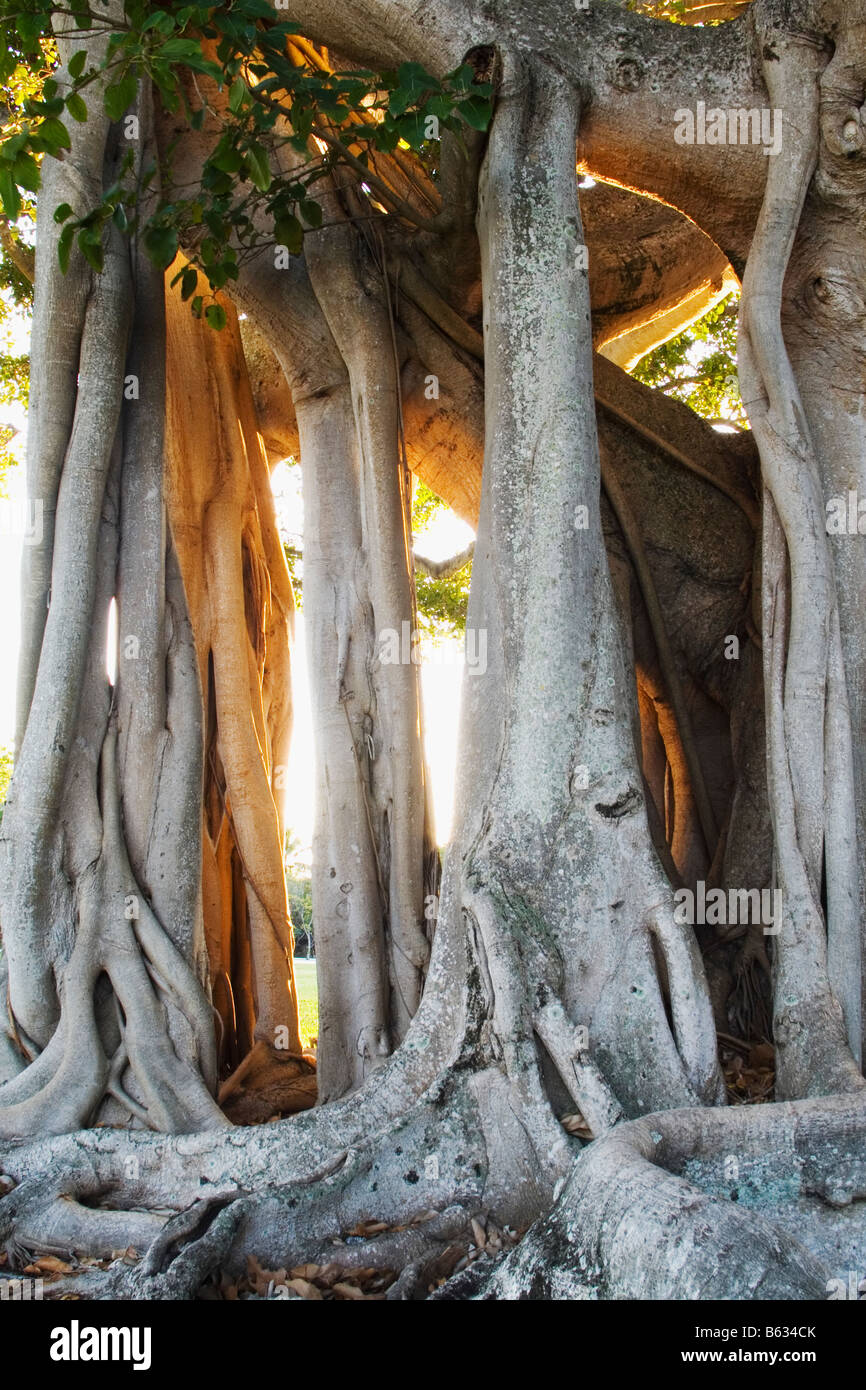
[294,958,319,1049]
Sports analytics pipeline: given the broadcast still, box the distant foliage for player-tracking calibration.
[288,875,313,953]
[0,746,13,824]
[284,831,313,954]
[0,51,35,497]
[414,566,471,641]
[0,351,29,408]
[411,480,444,533]
[630,294,746,429]
[283,540,302,608]
[412,481,471,641]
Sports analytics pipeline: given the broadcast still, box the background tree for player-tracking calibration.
[0,0,864,1300]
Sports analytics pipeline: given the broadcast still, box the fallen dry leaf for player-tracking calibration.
[561,1112,593,1140]
[332,1281,373,1300]
[23,1256,74,1276]
[285,1277,323,1300]
[346,1219,390,1237]
[227,1252,398,1300]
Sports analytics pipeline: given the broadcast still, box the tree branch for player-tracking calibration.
[0,219,34,283]
[413,543,474,578]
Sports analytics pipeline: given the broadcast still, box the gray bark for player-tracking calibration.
[2,0,866,1306]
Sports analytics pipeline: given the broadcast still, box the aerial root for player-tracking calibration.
[533,998,623,1137]
[0,728,228,1139]
[736,27,864,1094]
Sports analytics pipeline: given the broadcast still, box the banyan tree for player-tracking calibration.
[0,0,864,1300]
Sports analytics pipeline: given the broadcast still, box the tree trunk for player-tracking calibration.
[3,0,866,1303]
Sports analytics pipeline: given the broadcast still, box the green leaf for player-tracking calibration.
[38,117,73,154]
[68,50,87,80]
[244,145,272,192]
[0,134,29,161]
[202,169,233,196]
[151,61,179,97]
[210,146,244,173]
[16,13,45,46]
[191,294,203,318]
[395,110,428,149]
[58,224,75,273]
[180,265,198,301]
[183,54,224,81]
[204,303,226,331]
[77,228,104,273]
[458,95,493,131]
[143,225,179,270]
[370,124,399,153]
[388,87,412,118]
[54,202,75,223]
[426,93,454,121]
[395,62,436,101]
[24,95,66,118]
[141,11,172,32]
[228,78,246,114]
[298,199,322,229]
[274,215,303,256]
[65,92,88,123]
[236,0,277,17]
[160,37,206,61]
[104,71,138,122]
[447,63,476,92]
[0,169,21,222]
[13,153,41,193]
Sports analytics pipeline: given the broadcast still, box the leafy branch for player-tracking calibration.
[0,0,494,324]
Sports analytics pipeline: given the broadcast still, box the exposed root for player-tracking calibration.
[217,1042,317,1124]
[480,1092,866,1300]
[4,1075,865,1300]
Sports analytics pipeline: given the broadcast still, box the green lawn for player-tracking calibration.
[293,958,318,1050]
